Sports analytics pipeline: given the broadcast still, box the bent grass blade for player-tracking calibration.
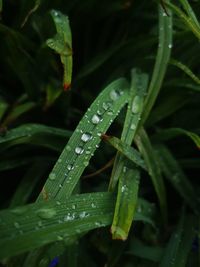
[38,78,129,201]
[46,10,72,90]
[110,69,148,240]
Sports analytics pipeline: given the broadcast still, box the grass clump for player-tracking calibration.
[0,0,200,266]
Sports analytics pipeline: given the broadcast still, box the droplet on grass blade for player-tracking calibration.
[91,114,101,124]
[81,133,92,142]
[37,208,57,219]
[75,146,84,155]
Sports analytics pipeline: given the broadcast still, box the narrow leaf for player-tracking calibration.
[38,78,129,201]
[47,10,72,90]
[135,128,167,223]
[140,1,173,125]
[154,144,199,213]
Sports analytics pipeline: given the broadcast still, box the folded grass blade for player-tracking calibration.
[47,10,72,90]
[38,78,129,200]
[110,69,148,240]
[111,168,140,240]
[102,135,147,170]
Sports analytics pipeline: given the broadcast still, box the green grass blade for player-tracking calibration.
[165,1,200,40]
[178,0,200,29]
[46,10,72,90]
[160,210,196,267]
[111,168,140,240]
[2,102,36,127]
[154,144,199,213]
[38,78,129,201]
[102,135,147,170]
[0,193,155,259]
[0,123,72,152]
[170,59,200,86]
[9,161,51,208]
[135,128,167,223]
[153,127,200,149]
[109,69,148,191]
[109,69,148,240]
[173,215,196,267]
[140,1,172,125]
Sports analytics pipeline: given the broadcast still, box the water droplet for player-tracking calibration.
[91,203,96,208]
[37,208,57,219]
[79,211,89,219]
[81,133,92,142]
[58,158,62,163]
[91,114,101,124]
[123,166,127,173]
[14,222,20,228]
[110,89,121,101]
[107,111,113,116]
[132,96,142,114]
[52,10,59,16]
[95,221,102,227]
[121,185,127,193]
[38,221,43,227]
[130,123,136,130]
[97,109,104,115]
[72,204,76,209]
[75,146,84,155]
[83,161,89,167]
[56,201,61,205]
[64,213,75,222]
[137,206,142,213]
[97,132,102,136]
[57,235,63,241]
[102,101,112,111]
[49,173,56,181]
[168,44,173,49]
[67,164,74,171]
[66,146,71,151]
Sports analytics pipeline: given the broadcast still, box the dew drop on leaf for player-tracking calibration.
[75,146,84,155]
[91,114,101,124]
[81,133,92,142]
[132,95,141,114]
[130,123,136,130]
[110,89,121,101]
[49,173,56,181]
[14,222,20,229]
[37,208,57,219]
[67,164,74,171]
[102,101,112,110]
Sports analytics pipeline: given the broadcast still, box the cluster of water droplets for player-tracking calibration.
[47,88,125,195]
